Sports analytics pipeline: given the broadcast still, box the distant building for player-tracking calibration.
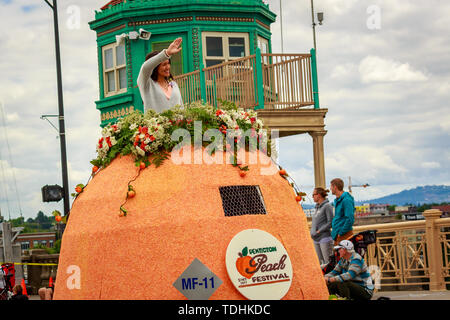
[14,232,56,253]
[402,212,424,221]
[370,203,389,215]
[303,208,315,218]
[395,205,410,212]
[431,205,450,218]
[355,204,370,217]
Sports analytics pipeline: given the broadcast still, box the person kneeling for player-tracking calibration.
[324,240,374,300]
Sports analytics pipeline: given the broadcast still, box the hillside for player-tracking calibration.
[358,185,450,206]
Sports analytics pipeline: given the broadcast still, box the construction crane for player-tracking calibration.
[348,176,370,194]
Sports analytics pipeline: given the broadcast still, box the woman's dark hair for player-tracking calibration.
[145,50,173,82]
[13,284,22,295]
[314,187,329,198]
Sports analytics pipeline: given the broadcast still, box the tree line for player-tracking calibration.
[2,211,56,233]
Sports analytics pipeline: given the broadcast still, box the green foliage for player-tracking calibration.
[416,202,449,213]
[33,239,61,254]
[10,211,56,233]
[92,101,271,170]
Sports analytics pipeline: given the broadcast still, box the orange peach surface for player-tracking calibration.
[54,148,328,300]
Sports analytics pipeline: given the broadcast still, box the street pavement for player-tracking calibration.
[28,291,450,300]
[372,290,450,300]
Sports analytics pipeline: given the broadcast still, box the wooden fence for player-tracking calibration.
[174,50,316,110]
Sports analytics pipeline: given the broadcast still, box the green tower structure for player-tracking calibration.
[89,0,276,127]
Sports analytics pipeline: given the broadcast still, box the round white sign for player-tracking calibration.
[225,229,293,300]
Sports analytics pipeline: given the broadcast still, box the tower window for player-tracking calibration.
[102,42,127,97]
[202,32,249,68]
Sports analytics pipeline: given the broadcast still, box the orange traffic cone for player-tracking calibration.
[49,276,54,289]
[21,279,28,297]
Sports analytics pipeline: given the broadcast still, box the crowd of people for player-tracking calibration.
[310,177,374,300]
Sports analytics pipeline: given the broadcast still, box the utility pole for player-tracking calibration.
[310,0,317,51]
[1,222,13,262]
[43,0,70,219]
[279,0,284,53]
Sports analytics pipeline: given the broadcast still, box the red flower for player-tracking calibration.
[98,137,104,148]
[150,135,156,142]
[141,126,149,134]
[140,141,146,150]
[216,109,224,116]
[250,117,256,124]
[106,136,112,147]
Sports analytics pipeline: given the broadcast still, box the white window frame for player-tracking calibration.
[102,42,127,97]
[257,36,269,63]
[202,32,250,68]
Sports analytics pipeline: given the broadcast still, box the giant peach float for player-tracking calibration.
[53,147,329,300]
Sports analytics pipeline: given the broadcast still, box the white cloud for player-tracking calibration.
[421,161,441,169]
[359,56,428,83]
[325,146,408,184]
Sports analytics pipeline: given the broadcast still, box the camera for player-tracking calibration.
[139,28,151,40]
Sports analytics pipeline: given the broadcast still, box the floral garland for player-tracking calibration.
[80,101,308,217]
[91,101,270,170]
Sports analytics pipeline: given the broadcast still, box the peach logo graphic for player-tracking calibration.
[236,247,257,279]
[226,229,293,300]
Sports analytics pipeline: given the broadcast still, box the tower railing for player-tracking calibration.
[174,49,317,110]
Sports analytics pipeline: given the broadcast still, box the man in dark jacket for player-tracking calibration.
[330,178,355,245]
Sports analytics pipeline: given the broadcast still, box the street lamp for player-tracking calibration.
[310,0,324,51]
[43,0,70,222]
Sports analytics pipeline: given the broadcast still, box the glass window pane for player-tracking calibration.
[106,71,115,92]
[118,68,127,89]
[104,48,113,69]
[205,59,224,67]
[116,44,125,66]
[153,41,183,76]
[229,37,245,57]
[206,37,223,57]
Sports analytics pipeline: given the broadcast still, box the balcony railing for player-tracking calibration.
[353,209,450,291]
[174,48,318,110]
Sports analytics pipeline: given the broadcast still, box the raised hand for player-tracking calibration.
[166,37,182,56]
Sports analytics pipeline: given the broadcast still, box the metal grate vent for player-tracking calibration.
[219,185,267,217]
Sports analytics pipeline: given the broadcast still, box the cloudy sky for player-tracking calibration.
[0,0,449,220]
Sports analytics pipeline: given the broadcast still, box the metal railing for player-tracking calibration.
[353,209,450,291]
[173,49,316,110]
[173,70,201,105]
[261,53,314,109]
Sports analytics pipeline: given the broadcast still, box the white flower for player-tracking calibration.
[136,146,145,156]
